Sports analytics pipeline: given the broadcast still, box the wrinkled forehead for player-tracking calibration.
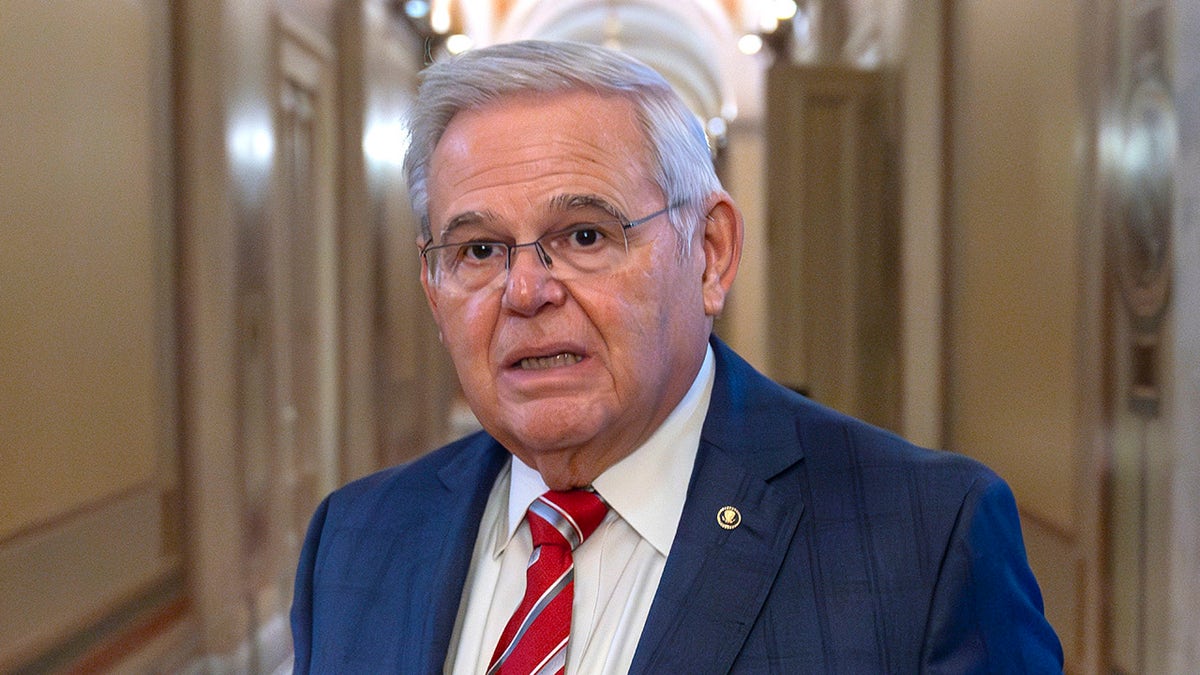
[425,91,660,228]
[432,89,651,158]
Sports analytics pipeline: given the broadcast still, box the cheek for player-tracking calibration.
[439,299,497,362]
[586,271,662,343]
[637,256,704,321]
[594,265,696,361]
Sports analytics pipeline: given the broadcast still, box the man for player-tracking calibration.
[292,40,1063,673]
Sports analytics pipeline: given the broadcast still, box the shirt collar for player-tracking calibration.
[500,345,715,558]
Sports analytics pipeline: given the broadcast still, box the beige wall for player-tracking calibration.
[0,0,160,540]
[720,119,771,372]
[1167,3,1200,666]
[0,0,184,670]
[945,0,1093,667]
[0,0,455,668]
[947,0,1200,671]
[897,0,945,450]
[946,0,1083,531]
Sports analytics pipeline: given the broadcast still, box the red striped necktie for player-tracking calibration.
[487,489,608,675]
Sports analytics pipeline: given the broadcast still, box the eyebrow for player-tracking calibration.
[436,194,627,240]
[548,194,625,221]
[437,210,495,240]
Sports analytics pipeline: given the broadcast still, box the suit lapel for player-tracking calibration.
[406,435,509,673]
[629,340,807,673]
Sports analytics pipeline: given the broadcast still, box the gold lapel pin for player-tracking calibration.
[717,505,741,530]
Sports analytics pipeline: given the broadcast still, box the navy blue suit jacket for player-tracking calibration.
[292,339,1063,672]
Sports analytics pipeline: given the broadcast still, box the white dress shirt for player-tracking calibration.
[445,346,715,675]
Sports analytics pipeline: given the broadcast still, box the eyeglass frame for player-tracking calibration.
[418,204,676,290]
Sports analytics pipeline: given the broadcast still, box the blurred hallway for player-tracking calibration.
[2,1,1198,672]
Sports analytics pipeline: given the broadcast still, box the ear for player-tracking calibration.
[699,194,743,317]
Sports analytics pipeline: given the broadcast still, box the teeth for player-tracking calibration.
[518,353,582,370]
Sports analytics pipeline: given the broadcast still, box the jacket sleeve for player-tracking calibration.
[290,494,332,675]
[920,476,1065,673]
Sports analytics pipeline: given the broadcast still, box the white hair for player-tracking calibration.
[403,39,721,248]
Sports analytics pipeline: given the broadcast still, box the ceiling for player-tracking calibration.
[399,0,897,129]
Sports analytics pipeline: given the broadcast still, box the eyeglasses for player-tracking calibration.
[420,205,672,293]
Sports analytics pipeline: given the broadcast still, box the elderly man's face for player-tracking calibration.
[421,90,734,488]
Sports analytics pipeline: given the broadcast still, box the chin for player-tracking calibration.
[501,413,607,457]
[511,423,598,454]
[506,394,603,431]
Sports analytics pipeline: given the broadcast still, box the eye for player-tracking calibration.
[558,220,624,248]
[462,242,501,262]
[569,227,604,247]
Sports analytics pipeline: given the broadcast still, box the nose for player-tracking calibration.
[501,242,566,315]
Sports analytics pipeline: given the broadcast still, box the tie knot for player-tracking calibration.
[527,489,608,550]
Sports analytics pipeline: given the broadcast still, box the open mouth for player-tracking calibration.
[517,352,583,370]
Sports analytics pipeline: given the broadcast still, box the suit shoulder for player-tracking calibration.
[706,338,999,493]
[780,396,1005,519]
[322,431,502,523]
[803,399,992,472]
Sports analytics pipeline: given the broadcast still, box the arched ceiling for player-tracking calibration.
[477,0,767,124]
[406,0,895,127]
